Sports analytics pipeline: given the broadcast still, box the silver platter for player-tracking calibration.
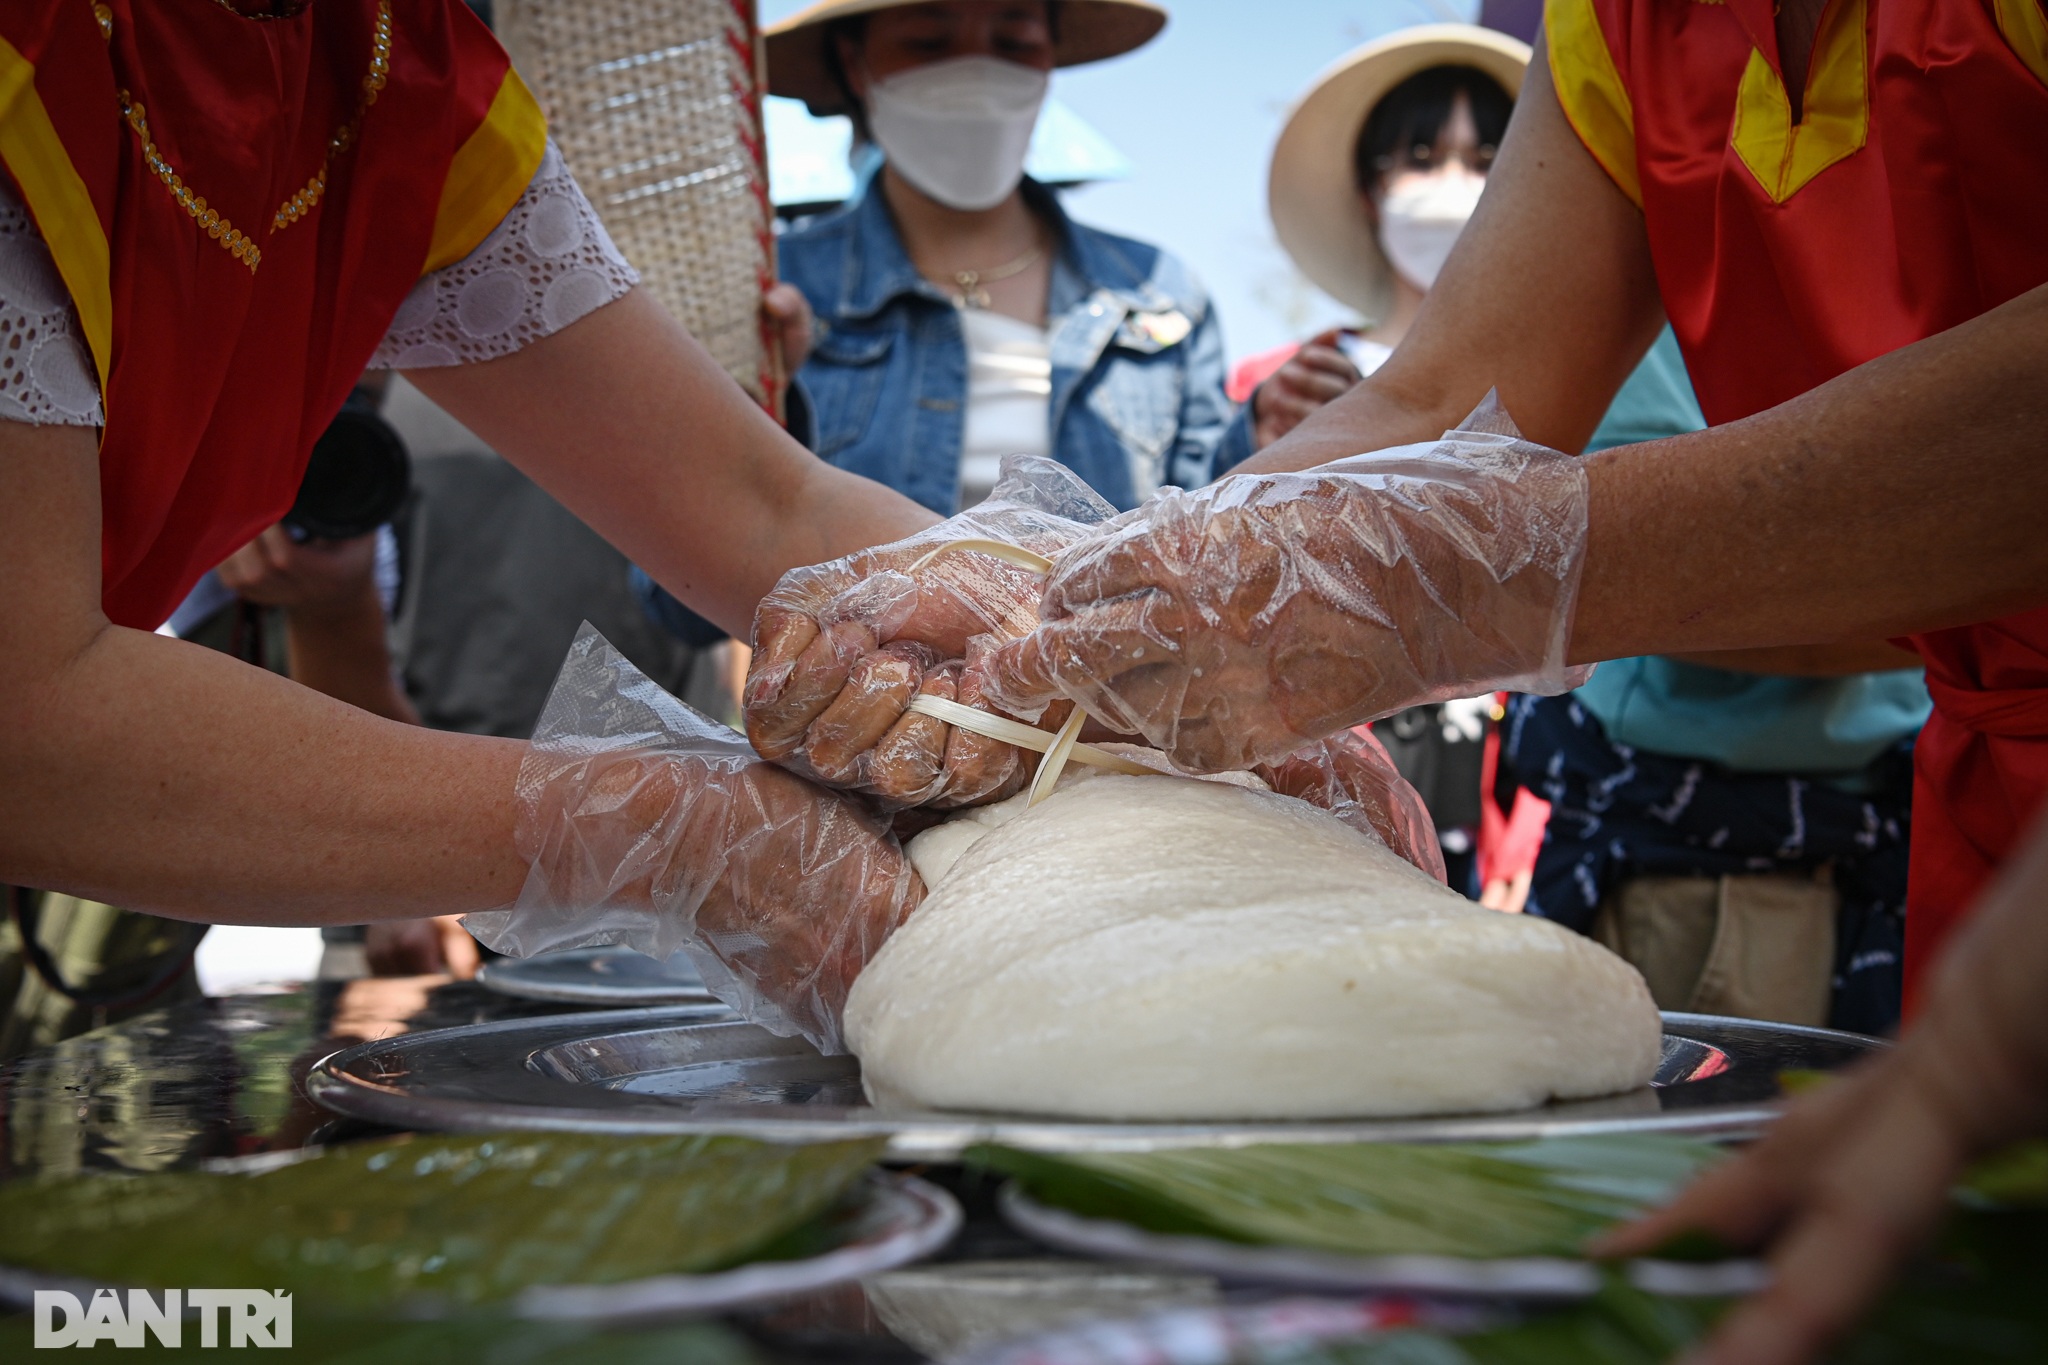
[476,946,715,1006]
[997,1183,1769,1301]
[0,1166,961,1325]
[308,1010,1881,1160]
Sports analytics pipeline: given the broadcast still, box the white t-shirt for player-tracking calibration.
[954,305,1052,511]
[1337,330,1394,378]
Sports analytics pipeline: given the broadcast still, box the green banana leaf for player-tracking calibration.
[1284,1209,2048,1365]
[1958,1140,2048,1208]
[0,1131,885,1312]
[971,1137,1727,1260]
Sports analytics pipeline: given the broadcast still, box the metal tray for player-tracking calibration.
[0,1165,960,1325]
[476,946,715,1006]
[308,1010,1880,1160]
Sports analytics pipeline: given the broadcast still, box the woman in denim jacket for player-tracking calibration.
[765,0,1247,516]
[641,0,1245,645]
[779,169,1249,515]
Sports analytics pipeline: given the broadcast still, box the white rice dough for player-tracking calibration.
[845,771,1662,1120]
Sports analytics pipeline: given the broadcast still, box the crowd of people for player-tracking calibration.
[1,1,2044,1360]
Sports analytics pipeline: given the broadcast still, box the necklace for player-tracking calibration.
[92,0,392,273]
[938,240,1046,310]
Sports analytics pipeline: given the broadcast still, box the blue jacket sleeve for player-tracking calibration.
[1165,289,1251,490]
[1211,399,1257,479]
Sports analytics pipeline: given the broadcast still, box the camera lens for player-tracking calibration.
[284,396,411,541]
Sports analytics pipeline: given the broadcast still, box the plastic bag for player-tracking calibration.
[990,394,1593,773]
[464,625,919,1054]
[743,455,1117,808]
[469,628,1450,1064]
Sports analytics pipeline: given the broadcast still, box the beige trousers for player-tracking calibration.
[1593,870,1838,1027]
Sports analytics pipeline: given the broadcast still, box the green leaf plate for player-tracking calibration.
[0,1131,960,1323]
[975,1136,1756,1299]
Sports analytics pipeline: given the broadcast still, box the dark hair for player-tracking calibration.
[1352,64,1513,194]
[826,1,1062,140]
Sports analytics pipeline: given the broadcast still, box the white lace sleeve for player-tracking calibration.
[0,178,104,426]
[369,140,639,370]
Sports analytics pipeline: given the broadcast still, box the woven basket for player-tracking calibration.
[499,0,783,416]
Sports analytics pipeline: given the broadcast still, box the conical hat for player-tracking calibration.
[1268,24,1529,323]
[767,0,1167,116]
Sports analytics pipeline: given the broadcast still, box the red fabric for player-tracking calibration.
[1226,342,1300,405]
[1482,788,1553,889]
[1589,0,2048,1001]
[1902,611,2048,1012]
[1590,0,2048,429]
[1475,695,1553,888]
[2,0,516,629]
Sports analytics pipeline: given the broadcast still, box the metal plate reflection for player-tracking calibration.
[308,1011,1881,1160]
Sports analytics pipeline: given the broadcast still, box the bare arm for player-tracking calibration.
[3,286,943,922]
[1241,39,2048,662]
[215,524,420,724]
[1238,39,1668,476]
[1666,642,1923,677]
[0,421,526,923]
[405,287,940,638]
[280,590,420,722]
[1574,284,2048,659]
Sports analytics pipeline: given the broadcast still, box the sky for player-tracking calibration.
[756,0,1486,364]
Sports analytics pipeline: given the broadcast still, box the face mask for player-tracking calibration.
[865,55,1049,212]
[1377,170,1486,290]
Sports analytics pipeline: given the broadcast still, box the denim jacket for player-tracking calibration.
[780,177,1251,514]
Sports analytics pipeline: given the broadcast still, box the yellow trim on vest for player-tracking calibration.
[1731,0,1869,202]
[1544,0,1642,207]
[0,38,112,405]
[422,67,547,275]
[1992,0,2048,86]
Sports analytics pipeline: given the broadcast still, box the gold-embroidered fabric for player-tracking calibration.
[96,0,393,273]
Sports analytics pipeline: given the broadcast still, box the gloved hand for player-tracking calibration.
[465,627,922,1054]
[1255,726,1447,882]
[991,397,1591,773]
[744,457,1115,808]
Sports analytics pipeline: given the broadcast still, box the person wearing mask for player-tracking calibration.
[1225,27,1723,897]
[637,0,1245,663]
[1234,26,1533,448]
[1236,26,1928,1035]
[760,0,1244,515]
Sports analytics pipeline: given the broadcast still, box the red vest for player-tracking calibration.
[1547,0,2048,1007]
[0,0,545,630]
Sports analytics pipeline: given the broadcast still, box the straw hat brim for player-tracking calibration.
[766,0,1167,117]
[1268,25,1529,323]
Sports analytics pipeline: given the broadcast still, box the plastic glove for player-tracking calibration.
[990,396,1590,773]
[744,456,1115,808]
[1255,726,1447,882]
[464,626,922,1054]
